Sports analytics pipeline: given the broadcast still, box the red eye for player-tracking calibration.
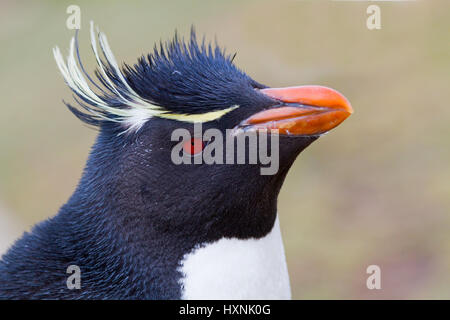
[183,137,205,155]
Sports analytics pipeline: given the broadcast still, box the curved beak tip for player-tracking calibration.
[242,85,353,136]
[261,85,353,114]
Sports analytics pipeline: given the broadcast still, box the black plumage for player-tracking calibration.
[0,26,326,299]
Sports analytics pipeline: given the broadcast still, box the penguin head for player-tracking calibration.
[54,23,352,241]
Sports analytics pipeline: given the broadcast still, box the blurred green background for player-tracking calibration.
[0,0,449,299]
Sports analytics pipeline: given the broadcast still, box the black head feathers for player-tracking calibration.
[53,22,265,131]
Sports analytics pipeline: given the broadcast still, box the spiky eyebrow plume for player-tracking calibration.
[53,22,239,132]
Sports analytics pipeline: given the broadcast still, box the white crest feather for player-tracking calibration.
[53,22,238,132]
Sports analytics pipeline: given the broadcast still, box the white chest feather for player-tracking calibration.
[178,216,291,300]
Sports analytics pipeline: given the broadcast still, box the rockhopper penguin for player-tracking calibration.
[0,23,353,299]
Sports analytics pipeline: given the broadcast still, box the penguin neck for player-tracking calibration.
[57,131,298,298]
[58,169,282,299]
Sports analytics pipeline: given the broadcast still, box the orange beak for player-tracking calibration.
[238,86,353,136]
